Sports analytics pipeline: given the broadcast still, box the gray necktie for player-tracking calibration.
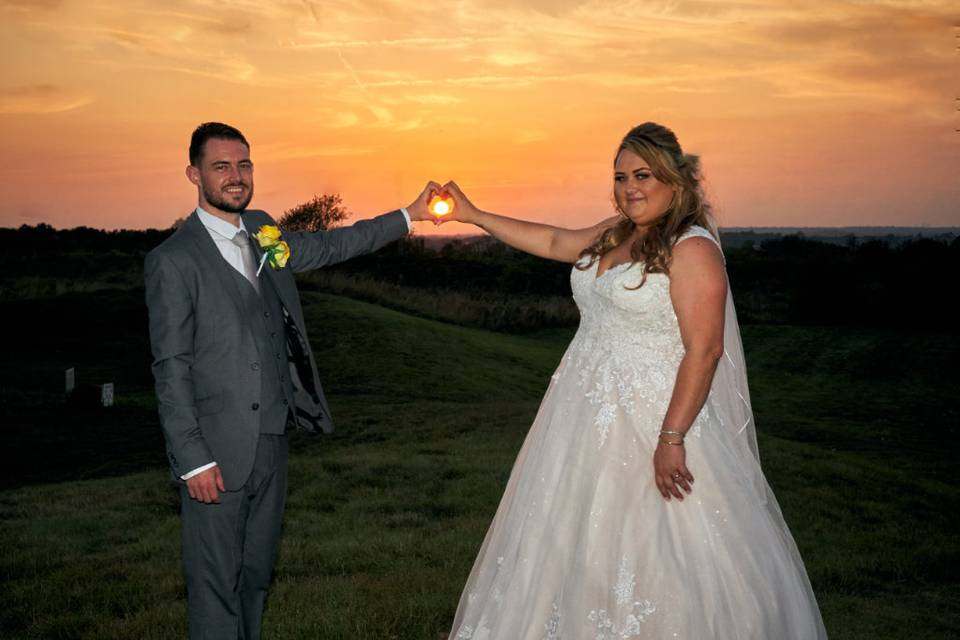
[232,229,260,294]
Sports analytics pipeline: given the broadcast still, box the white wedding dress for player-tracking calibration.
[450,226,827,639]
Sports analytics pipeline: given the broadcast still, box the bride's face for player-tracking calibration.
[613,149,675,229]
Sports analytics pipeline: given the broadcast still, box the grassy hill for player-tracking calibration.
[0,290,957,638]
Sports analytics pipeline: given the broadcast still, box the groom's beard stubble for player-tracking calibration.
[203,181,253,214]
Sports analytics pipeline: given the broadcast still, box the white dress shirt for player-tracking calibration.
[181,206,412,480]
[196,206,253,280]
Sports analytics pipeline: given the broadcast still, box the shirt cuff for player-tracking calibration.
[399,207,412,231]
[181,461,217,480]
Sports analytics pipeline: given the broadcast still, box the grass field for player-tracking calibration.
[1,289,957,638]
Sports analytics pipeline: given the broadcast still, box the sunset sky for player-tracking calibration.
[1,0,957,233]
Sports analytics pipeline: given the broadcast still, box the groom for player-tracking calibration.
[145,122,437,639]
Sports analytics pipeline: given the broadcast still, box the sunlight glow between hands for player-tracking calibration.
[429,194,454,217]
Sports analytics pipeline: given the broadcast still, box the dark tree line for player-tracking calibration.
[2,223,957,331]
[722,235,958,328]
[319,233,960,330]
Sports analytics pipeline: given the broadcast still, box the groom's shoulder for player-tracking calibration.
[147,228,188,257]
[242,209,277,228]
[145,213,197,264]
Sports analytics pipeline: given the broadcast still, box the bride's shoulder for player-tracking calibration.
[672,225,725,264]
[675,224,717,244]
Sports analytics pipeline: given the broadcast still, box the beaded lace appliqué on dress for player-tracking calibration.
[586,556,656,639]
[562,254,707,448]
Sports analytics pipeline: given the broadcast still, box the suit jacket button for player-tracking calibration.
[282,399,288,406]
[275,353,281,359]
[251,362,260,370]
[264,311,270,318]
[251,403,260,410]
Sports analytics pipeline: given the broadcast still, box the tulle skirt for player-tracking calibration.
[449,368,827,639]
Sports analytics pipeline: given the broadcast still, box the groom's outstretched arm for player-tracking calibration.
[144,251,214,479]
[283,182,439,272]
[284,210,410,273]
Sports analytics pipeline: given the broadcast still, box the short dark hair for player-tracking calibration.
[189,122,249,166]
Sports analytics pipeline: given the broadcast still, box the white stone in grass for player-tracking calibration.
[101,382,114,407]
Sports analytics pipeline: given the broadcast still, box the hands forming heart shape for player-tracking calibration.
[408,180,477,225]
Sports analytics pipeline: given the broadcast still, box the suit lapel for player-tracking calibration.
[183,211,255,320]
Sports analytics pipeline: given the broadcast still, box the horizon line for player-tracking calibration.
[4,223,959,234]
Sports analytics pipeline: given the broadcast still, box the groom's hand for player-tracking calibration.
[186,465,225,504]
[405,181,443,222]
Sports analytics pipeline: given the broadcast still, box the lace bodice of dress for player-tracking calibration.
[555,225,722,446]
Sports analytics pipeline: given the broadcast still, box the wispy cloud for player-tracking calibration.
[265,145,376,160]
[335,49,366,90]
[0,84,92,114]
[487,50,544,67]
[1,0,63,11]
[295,35,498,50]
[326,111,360,128]
[402,94,463,105]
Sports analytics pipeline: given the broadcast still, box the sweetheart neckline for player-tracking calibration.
[592,260,635,281]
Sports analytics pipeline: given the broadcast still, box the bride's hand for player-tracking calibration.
[654,443,694,501]
[439,180,482,225]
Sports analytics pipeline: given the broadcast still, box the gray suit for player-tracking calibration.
[145,208,408,638]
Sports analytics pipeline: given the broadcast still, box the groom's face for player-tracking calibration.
[187,138,254,215]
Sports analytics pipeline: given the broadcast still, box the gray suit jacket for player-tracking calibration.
[144,208,408,489]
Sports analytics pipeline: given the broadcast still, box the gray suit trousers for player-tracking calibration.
[180,435,288,640]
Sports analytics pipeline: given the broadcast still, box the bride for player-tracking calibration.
[440,123,827,639]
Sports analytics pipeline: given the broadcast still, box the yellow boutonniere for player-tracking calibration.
[253,225,291,274]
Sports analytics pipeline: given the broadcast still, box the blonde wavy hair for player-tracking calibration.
[579,122,715,287]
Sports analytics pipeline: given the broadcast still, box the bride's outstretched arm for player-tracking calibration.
[441,181,616,264]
